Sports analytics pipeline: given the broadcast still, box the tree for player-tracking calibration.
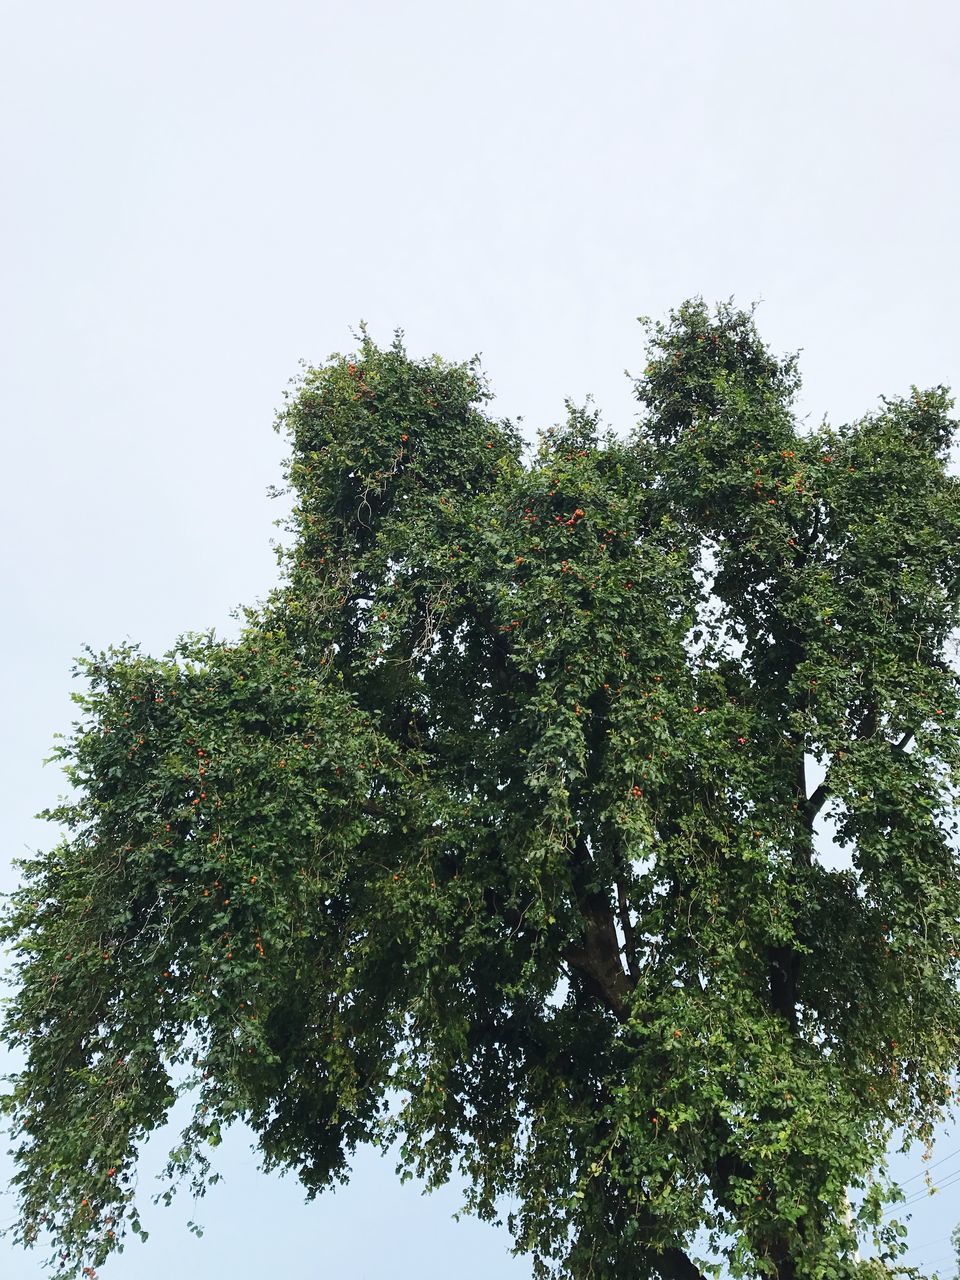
[3,301,960,1280]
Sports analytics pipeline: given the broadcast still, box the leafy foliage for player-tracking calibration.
[4,302,960,1280]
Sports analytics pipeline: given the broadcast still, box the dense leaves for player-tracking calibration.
[4,302,960,1280]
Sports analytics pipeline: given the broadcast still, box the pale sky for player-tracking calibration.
[2,1,960,1276]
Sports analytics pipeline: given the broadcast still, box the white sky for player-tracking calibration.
[2,1,959,1275]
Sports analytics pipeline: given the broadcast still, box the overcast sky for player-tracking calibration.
[2,1,960,1276]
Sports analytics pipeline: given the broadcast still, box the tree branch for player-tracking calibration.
[616,877,638,980]
[803,726,915,827]
[655,1246,709,1280]
[564,913,633,1022]
[565,839,634,1022]
[803,779,831,826]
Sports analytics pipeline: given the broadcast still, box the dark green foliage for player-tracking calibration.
[4,303,960,1279]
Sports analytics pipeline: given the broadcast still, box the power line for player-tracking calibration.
[900,1146,960,1187]
[906,1236,957,1254]
[895,1167,960,1210]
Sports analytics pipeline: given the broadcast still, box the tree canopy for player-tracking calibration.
[4,301,960,1280]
